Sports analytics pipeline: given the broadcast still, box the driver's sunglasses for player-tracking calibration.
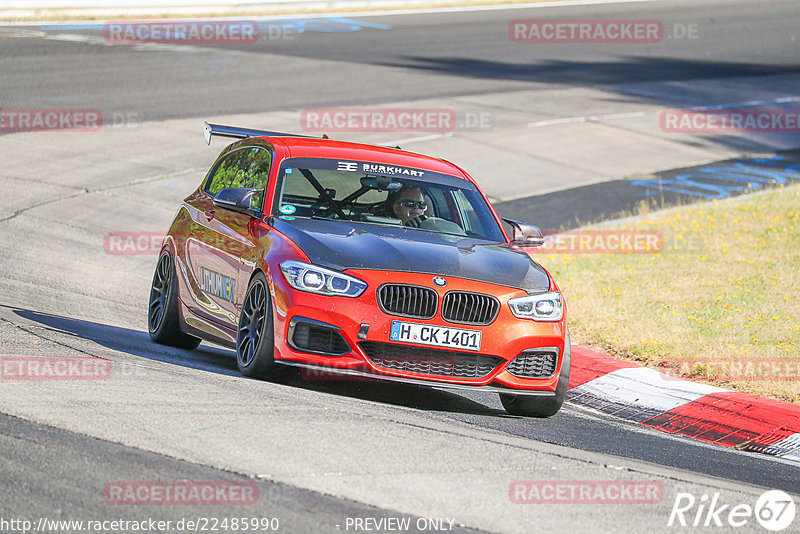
[398,200,427,209]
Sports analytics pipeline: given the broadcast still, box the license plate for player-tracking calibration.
[389,321,481,351]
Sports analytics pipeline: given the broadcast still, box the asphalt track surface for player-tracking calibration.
[2,0,800,532]
[2,0,799,121]
[497,149,800,229]
[0,413,483,534]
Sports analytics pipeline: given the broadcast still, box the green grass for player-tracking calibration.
[539,184,800,403]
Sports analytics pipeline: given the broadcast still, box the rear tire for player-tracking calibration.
[236,271,292,381]
[148,250,202,350]
[500,329,571,418]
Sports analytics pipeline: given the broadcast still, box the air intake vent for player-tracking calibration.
[441,291,500,325]
[290,320,351,355]
[377,284,438,319]
[359,341,502,379]
[505,349,558,378]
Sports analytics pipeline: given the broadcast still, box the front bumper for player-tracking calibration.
[270,269,567,392]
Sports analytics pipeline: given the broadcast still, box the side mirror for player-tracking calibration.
[502,218,545,247]
[213,188,262,217]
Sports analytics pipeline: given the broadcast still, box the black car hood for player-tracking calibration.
[272,217,550,292]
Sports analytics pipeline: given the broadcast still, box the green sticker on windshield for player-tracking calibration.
[280,205,297,215]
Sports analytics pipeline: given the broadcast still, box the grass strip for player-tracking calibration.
[538,184,799,403]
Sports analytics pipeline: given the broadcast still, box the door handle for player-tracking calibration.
[205,209,216,221]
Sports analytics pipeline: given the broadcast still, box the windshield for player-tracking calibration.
[273,158,505,241]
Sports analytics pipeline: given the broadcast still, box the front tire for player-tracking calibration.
[148,250,201,350]
[236,271,290,380]
[500,329,571,418]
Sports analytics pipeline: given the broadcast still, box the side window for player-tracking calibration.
[427,188,451,220]
[453,189,486,236]
[205,147,272,209]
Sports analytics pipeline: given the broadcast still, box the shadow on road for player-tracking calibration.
[496,149,800,230]
[4,305,504,417]
[380,56,800,87]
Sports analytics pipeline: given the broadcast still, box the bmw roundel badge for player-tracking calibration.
[433,276,447,287]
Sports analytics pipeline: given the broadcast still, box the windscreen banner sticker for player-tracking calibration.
[200,267,236,303]
[336,162,359,172]
[336,160,425,177]
[360,162,425,177]
[286,158,427,178]
[335,161,426,177]
[280,157,469,188]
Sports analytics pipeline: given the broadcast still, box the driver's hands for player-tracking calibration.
[405,215,428,227]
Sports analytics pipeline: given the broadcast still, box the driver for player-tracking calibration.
[392,185,428,227]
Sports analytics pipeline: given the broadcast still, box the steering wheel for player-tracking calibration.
[410,216,466,235]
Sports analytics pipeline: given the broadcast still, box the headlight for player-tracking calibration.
[279,261,367,298]
[508,291,563,321]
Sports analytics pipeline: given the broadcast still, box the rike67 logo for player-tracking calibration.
[668,490,796,531]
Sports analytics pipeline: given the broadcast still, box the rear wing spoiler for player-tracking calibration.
[203,121,320,145]
[203,121,401,150]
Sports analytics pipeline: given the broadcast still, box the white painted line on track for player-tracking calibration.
[42,31,208,51]
[379,132,453,146]
[527,111,647,127]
